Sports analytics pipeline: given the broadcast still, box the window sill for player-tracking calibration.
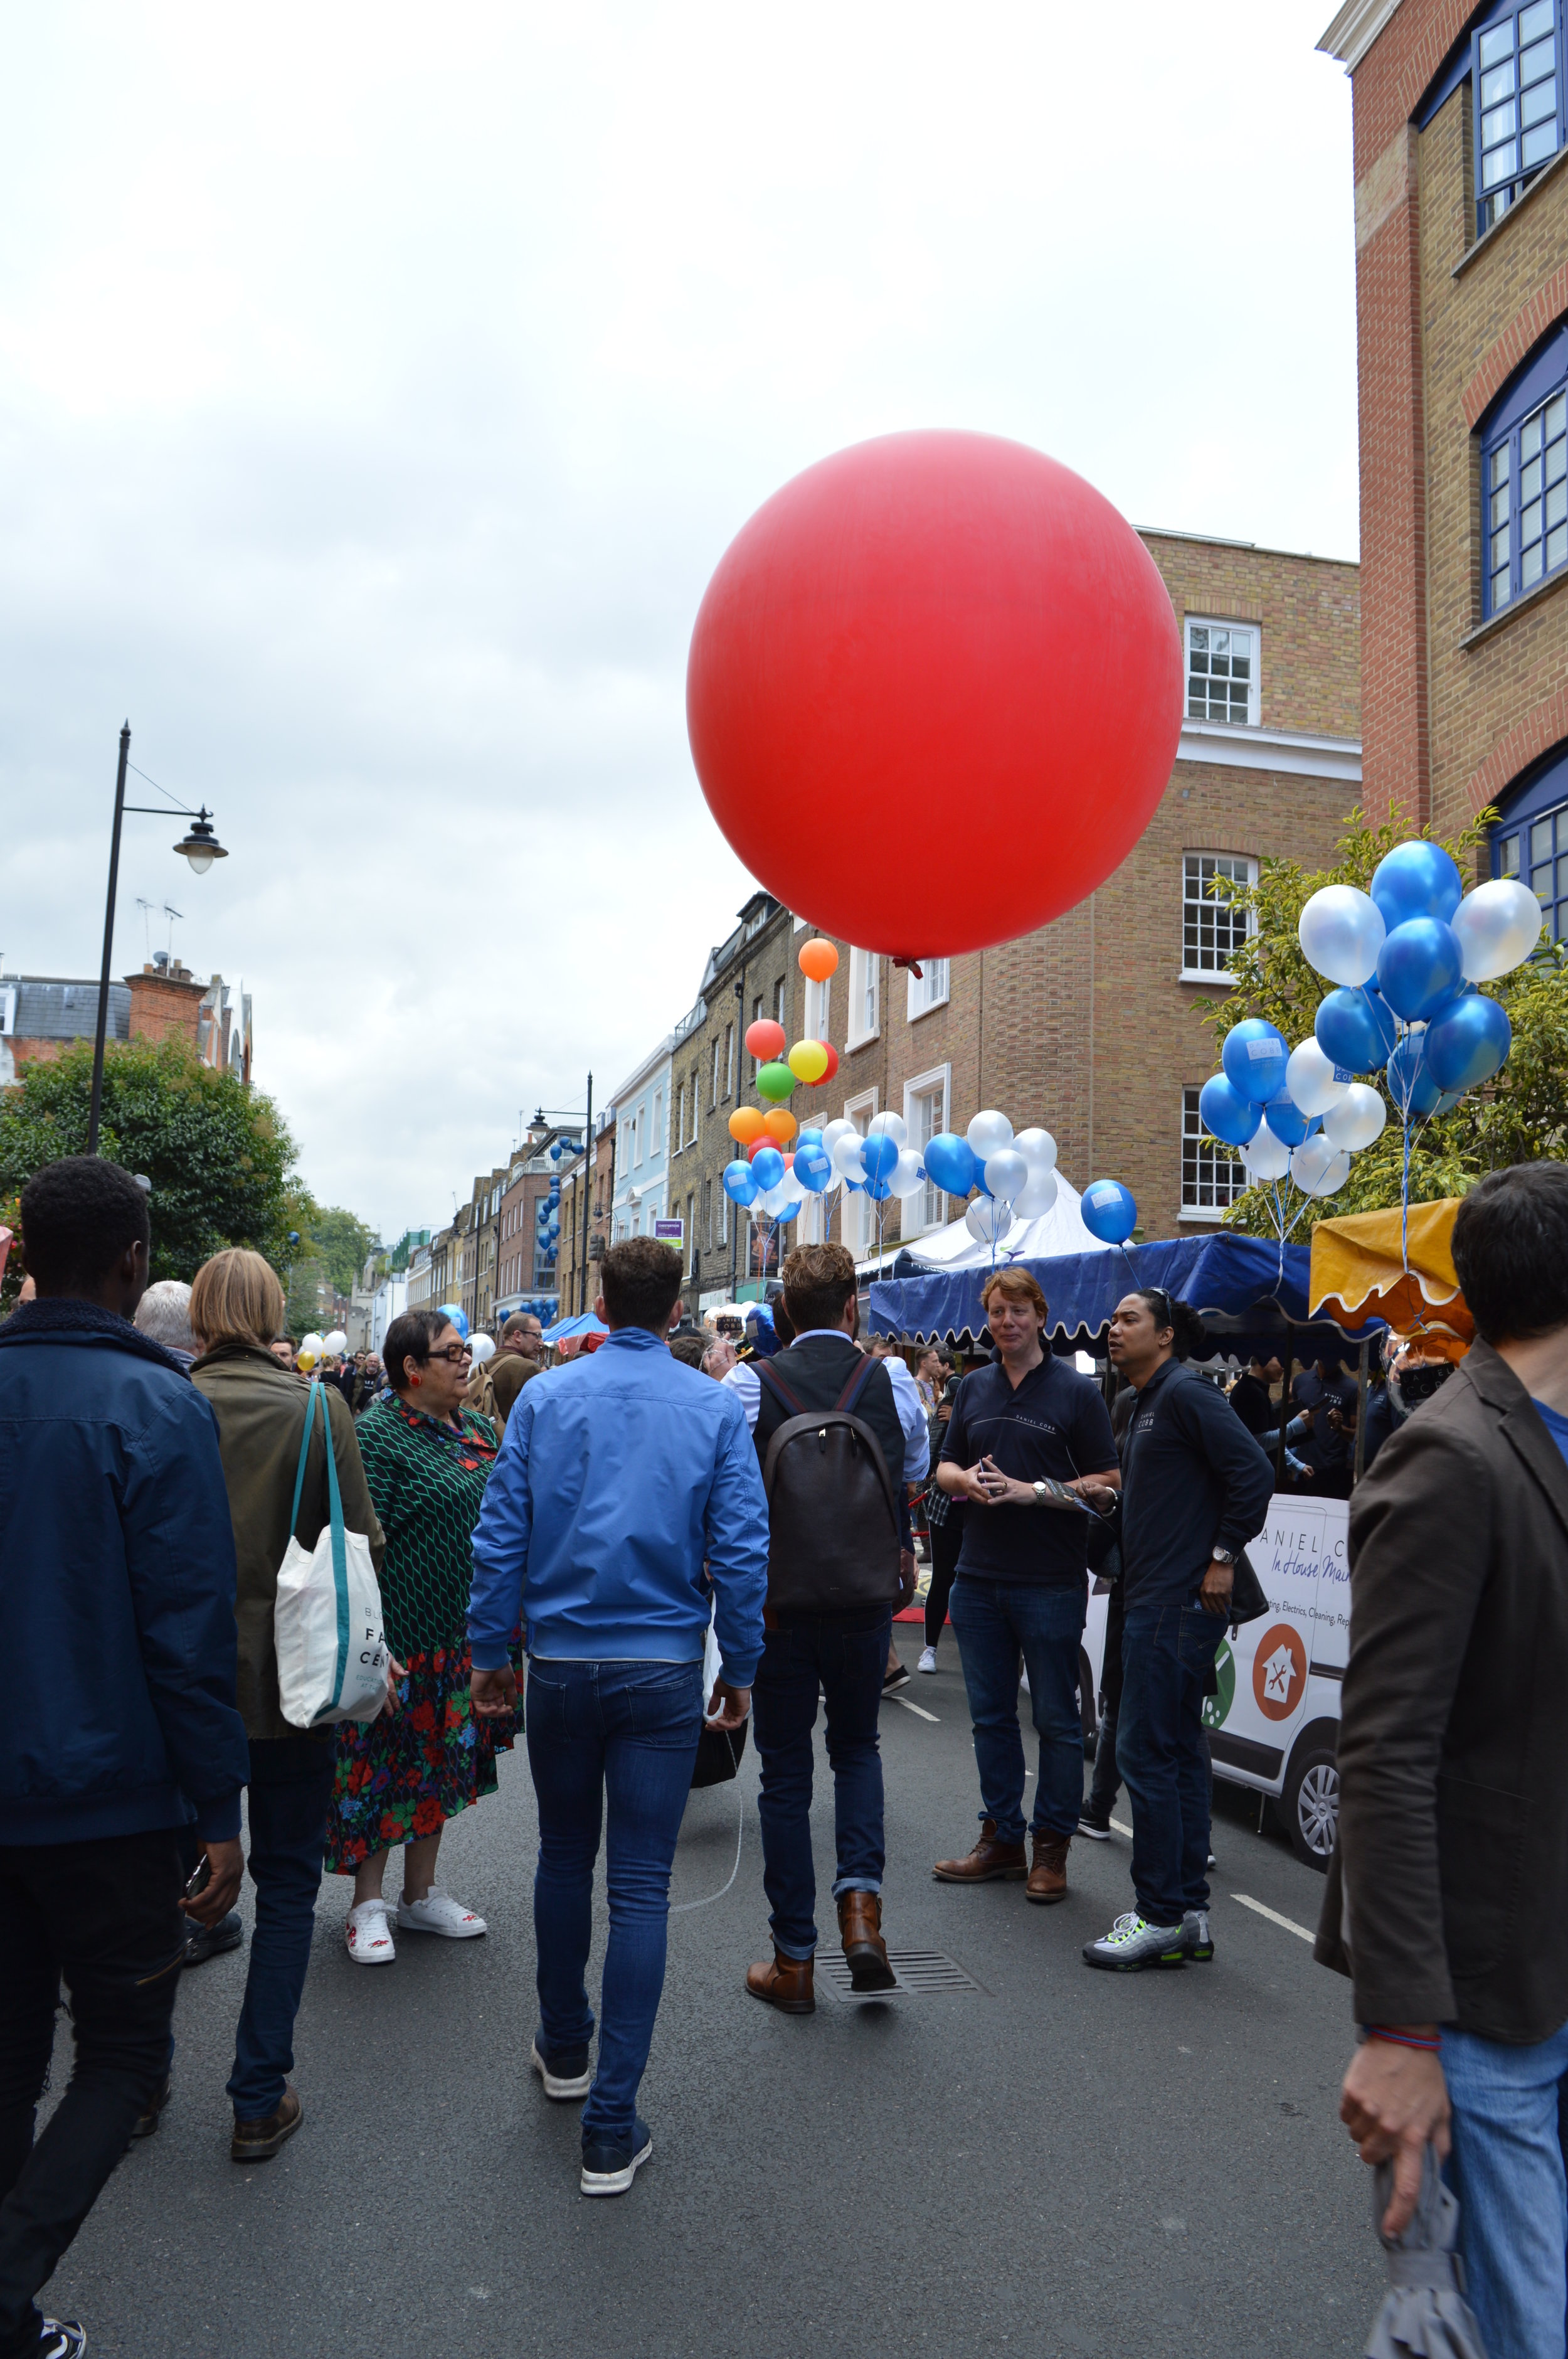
[1178,1205,1234,1224]
[1178,970,1239,987]
[844,1028,881,1052]
[1453,142,1568,279]
[1461,559,1568,650]
[906,998,950,1023]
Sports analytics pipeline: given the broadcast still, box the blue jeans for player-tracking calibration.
[526,1658,703,2141]
[751,1607,890,1961]
[1117,1601,1223,1925]
[1442,2018,1568,2359]
[947,1577,1086,1846]
[227,1735,336,2120]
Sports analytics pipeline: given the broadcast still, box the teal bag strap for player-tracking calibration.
[290,1382,354,1720]
[290,1378,322,1538]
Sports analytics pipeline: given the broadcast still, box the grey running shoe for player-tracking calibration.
[1082,1912,1186,1972]
[1182,1907,1214,1962]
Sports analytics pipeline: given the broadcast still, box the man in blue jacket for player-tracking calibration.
[470,1236,768,2198]
[0,1157,250,2359]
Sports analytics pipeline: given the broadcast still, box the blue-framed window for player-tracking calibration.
[1480,320,1568,614]
[1473,0,1564,234]
[1491,740,1568,942]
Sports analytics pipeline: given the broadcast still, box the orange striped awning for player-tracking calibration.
[1308,1200,1472,1360]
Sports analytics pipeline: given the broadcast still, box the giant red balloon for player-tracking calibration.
[686,430,1183,959]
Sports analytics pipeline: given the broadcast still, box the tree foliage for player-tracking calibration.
[1191,809,1568,1238]
[301,1206,378,1298]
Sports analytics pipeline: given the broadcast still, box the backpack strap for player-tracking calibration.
[834,1355,881,1416]
[754,1358,807,1418]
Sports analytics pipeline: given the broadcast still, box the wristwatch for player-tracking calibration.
[1032,1481,1052,1506]
[1210,1546,1236,1565]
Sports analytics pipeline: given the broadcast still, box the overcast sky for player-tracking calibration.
[0,3,1357,1241]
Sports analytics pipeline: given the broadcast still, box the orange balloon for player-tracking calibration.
[798,937,839,982]
[729,1106,765,1144]
[763,1108,797,1144]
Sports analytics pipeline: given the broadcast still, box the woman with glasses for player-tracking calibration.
[327,1308,514,1964]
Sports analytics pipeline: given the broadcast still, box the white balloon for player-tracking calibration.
[760,1181,792,1217]
[1285,1037,1352,1118]
[820,1117,856,1153]
[1241,1120,1291,1180]
[1013,1169,1059,1218]
[1014,1126,1057,1176]
[965,1196,1010,1245]
[1452,877,1543,981]
[983,1147,1029,1201]
[1322,1083,1387,1153]
[966,1108,1014,1160]
[831,1133,867,1181]
[1309,1148,1353,1198]
[1298,884,1385,987]
[889,1148,926,1199]
[867,1110,908,1146]
[299,1331,325,1355]
[469,1331,495,1365]
[323,1328,349,1353]
[1290,1135,1337,1193]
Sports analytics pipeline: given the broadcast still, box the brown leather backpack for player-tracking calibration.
[754,1356,901,1614]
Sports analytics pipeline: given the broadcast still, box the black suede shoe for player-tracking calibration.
[129,2079,171,2143]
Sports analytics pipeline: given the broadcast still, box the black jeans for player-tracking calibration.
[228,1737,336,2121]
[0,1828,185,2355]
[924,1518,963,1648]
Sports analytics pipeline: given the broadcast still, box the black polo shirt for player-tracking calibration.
[939,1355,1118,1587]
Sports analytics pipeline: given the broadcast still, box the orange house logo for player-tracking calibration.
[1251,1623,1307,1722]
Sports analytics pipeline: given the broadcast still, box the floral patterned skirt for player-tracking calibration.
[325,1640,517,1873]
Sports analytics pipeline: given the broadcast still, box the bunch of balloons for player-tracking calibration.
[1198,837,1541,1219]
[920,1112,1059,1245]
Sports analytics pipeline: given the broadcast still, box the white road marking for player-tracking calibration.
[1232,1892,1315,1944]
[893,1695,939,1723]
[1110,1818,1133,1837]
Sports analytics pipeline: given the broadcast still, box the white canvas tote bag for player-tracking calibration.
[274,1378,389,1727]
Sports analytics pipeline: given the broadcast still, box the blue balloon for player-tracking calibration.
[1370,839,1463,930]
[863,1176,893,1202]
[1081,1179,1137,1245]
[723,1158,760,1206]
[550,1144,561,1160]
[861,1132,899,1183]
[773,1195,803,1223]
[435,1303,469,1340]
[793,1145,834,1192]
[1198,1072,1260,1148]
[797,1126,824,1147]
[1221,1018,1289,1104]
[1387,1035,1441,1120]
[1316,985,1397,1073]
[750,1146,785,1191]
[922,1132,977,1196]
[1424,993,1512,1093]
[1263,1091,1321,1147]
[1377,917,1465,1023]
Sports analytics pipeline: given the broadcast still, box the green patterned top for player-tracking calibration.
[354,1396,499,1656]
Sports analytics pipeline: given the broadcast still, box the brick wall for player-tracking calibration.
[126,966,207,1046]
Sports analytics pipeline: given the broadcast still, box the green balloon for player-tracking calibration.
[756,1060,796,1102]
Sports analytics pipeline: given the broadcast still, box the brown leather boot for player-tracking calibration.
[746,1950,815,2014]
[932,1818,1027,1883]
[1026,1830,1070,1905]
[230,2084,302,2162]
[838,1891,896,1991]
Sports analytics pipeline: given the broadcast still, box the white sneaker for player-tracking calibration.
[396,1888,487,1939]
[346,1898,395,1966]
[916,1646,938,1675]
[1081,1912,1186,1973]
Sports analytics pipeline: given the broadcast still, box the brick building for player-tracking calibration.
[556,1112,617,1319]
[784,531,1361,1247]
[0,953,253,1088]
[1320,0,1568,937]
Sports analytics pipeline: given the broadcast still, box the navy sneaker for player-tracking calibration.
[184,1909,245,1966]
[580,2116,653,2197]
[531,2040,592,2101]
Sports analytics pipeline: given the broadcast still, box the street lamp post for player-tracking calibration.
[87,722,229,1154]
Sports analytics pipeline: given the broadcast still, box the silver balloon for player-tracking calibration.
[820,1117,857,1154]
[1241,1120,1291,1180]
[1285,1036,1350,1118]
[831,1132,867,1181]
[1013,1169,1059,1218]
[984,1147,1029,1200]
[1451,878,1543,981]
[966,1108,1014,1161]
[1290,1135,1336,1193]
[1014,1126,1058,1176]
[1298,885,1385,987]
[867,1109,908,1146]
[965,1196,1010,1245]
[1322,1082,1386,1153]
[889,1148,926,1199]
[1310,1148,1353,1198]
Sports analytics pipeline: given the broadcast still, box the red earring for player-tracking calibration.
[411,1373,421,1388]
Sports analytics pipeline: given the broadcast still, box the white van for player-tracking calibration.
[1079,1495,1350,1870]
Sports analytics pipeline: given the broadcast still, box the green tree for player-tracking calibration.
[0,1036,301,1298]
[1192,809,1568,1239]
[302,1206,378,1298]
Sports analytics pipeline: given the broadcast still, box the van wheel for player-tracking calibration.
[1283,1745,1338,1871]
[1078,1649,1097,1753]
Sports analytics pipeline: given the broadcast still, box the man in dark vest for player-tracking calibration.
[724,1243,913,2013]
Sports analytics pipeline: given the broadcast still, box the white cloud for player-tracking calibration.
[0,1,1356,1236]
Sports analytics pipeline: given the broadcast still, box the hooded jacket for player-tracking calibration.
[0,1297,250,1845]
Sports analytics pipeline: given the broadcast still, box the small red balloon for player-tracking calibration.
[744,1017,786,1062]
[687,431,1183,959]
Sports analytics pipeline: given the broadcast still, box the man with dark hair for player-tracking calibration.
[931,1267,1120,1905]
[1082,1287,1272,1973]
[723,1242,917,2012]
[1322,1162,1568,2358]
[0,1157,250,2359]
[469,1235,767,2197]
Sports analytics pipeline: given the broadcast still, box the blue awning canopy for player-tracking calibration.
[869,1233,1384,1361]
[541,1310,609,1343]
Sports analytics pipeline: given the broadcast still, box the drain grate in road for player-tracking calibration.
[818,1949,986,2001]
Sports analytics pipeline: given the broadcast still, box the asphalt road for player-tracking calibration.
[41,1630,1385,2359]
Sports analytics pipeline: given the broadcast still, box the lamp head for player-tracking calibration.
[174,808,228,875]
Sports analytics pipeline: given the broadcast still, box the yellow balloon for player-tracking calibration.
[296,1350,318,1370]
[788,1038,829,1084]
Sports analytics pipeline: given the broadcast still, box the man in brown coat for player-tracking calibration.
[487,1313,545,1427]
[1318,1161,1568,2359]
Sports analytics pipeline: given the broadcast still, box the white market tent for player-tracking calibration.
[895,1171,1116,1272]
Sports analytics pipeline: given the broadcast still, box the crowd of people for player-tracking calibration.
[1,1152,1567,2357]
